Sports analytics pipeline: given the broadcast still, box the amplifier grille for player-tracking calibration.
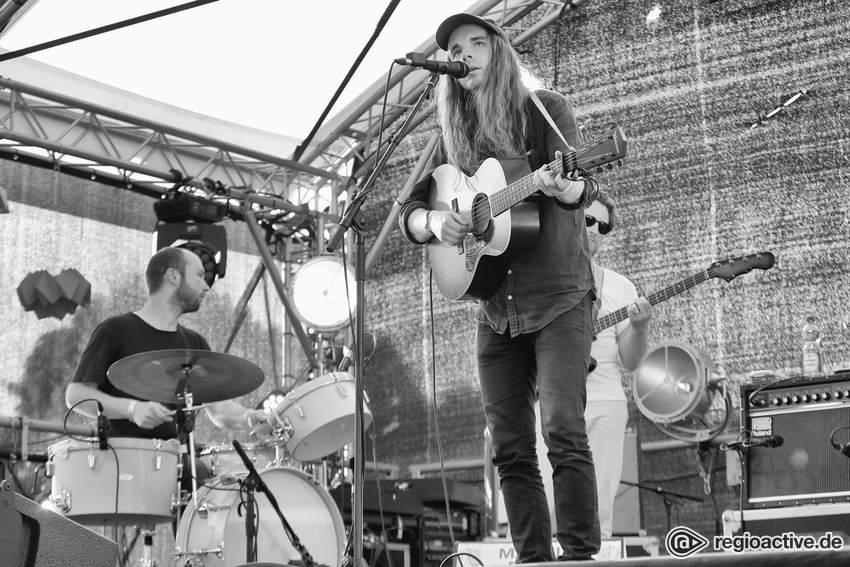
[744,376,850,508]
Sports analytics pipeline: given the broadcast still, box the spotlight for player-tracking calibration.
[290,255,356,332]
[646,5,662,23]
[633,341,731,443]
[256,387,289,412]
[154,221,227,287]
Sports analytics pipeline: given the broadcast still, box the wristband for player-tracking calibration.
[127,400,138,423]
[424,211,435,235]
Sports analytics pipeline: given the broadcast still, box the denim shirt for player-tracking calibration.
[400,89,595,337]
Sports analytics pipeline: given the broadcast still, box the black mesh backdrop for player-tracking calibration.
[359,0,850,541]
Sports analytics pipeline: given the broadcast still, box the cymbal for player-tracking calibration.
[107,349,264,404]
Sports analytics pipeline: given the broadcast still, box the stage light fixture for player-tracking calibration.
[290,255,356,332]
[632,341,731,443]
[256,387,289,412]
[154,192,227,223]
[154,221,227,287]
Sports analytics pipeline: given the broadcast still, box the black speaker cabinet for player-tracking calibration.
[2,481,117,567]
[612,427,644,535]
[741,374,850,509]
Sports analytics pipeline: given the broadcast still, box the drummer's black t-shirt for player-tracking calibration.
[71,312,210,440]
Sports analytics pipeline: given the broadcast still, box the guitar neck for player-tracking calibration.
[488,159,559,217]
[594,269,711,334]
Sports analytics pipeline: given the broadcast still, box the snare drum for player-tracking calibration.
[47,437,180,525]
[198,442,281,478]
[270,372,372,462]
[174,467,345,567]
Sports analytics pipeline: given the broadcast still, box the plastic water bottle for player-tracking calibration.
[801,315,822,376]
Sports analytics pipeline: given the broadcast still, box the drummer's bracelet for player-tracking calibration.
[127,400,138,423]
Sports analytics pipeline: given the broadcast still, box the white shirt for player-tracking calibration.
[587,267,639,403]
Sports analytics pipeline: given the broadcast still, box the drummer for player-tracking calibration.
[65,247,267,457]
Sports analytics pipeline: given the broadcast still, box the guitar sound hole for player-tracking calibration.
[470,193,492,237]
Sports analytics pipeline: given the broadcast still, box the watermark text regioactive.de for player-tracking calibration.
[665,525,844,558]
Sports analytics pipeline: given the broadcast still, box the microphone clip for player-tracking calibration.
[96,402,111,451]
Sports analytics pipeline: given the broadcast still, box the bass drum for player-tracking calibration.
[175,467,345,567]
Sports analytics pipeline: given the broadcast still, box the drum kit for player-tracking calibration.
[45,349,372,567]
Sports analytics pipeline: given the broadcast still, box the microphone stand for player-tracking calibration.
[325,71,441,567]
[231,440,316,566]
[620,480,704,533]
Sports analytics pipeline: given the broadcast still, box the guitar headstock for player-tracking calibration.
[561,126,628,176]
[708,251,776,282]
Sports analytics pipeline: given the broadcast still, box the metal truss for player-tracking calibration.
[0,0,582,224]
[304,0,583,186]
[0,0,583,378]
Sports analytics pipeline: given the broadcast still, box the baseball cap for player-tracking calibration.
[436,13,502,51]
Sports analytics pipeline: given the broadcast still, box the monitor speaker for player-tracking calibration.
[2,481,117,567]
[742,375,850,508]
[612,427,644,535]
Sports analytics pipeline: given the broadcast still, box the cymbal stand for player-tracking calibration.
[326,71,440,567]
[175,366,201,509]
[140,527,156,567]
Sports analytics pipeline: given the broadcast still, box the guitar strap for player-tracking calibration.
[529,90,571,148]
[592,264,604,331]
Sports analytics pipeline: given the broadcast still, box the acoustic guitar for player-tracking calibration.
[427,127,627,301]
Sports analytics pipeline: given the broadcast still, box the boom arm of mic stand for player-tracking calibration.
[326,71,440,255]
[232,440,317,567]
[326,72,440,567]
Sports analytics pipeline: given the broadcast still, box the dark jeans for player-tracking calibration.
[478,293,600,561]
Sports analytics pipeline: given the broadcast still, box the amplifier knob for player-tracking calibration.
[812,393,820,401]
[801,394,810,403]
[772,397,781,406]
[782,396,791,405]
[823,392,832,400]
[792,395,801,404]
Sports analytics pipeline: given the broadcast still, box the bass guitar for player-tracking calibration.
[595,251,776,335]
[586,251,775,372]
[427,127,627,301]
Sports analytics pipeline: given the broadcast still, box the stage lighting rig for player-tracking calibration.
[633,341,731,443]
[154,191,228,223]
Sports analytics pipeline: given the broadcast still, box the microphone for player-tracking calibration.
[338,344,352,372]
[96,402,111,450]
[745,435,784,448]
[394,52,470,78]
[720,435,784,451]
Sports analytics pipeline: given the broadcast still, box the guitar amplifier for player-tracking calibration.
[741,374,850,508]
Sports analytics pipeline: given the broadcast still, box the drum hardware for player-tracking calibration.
[50,488,71,514]
[140,527,157,567]
[268,413,294,446]
[175,541,226,564]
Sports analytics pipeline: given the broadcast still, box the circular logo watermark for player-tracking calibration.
[666,526,710,558]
